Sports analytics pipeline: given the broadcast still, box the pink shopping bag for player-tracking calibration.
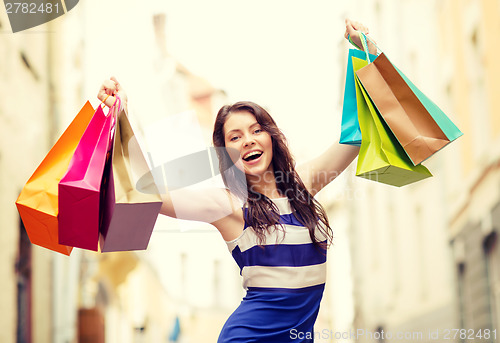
[58,101,118,251]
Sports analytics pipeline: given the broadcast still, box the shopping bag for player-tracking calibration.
[15,102,95,255]
[58,102,117,251]
[397,69,463,143]
[355,33,462,165]
[353,56,432,186]
[99,98,162,252]
[339,48,378,146]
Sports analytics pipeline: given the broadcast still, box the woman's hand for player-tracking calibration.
[97,76,128,110]
[344,18,377,55]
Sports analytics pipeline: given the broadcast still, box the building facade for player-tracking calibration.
[1,2,232,342]
[343,0,500,342]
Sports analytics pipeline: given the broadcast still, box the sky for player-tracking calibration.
[162,0,351,155]
[79,0,361,160]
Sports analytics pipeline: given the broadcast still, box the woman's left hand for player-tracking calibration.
[344,18,377,54]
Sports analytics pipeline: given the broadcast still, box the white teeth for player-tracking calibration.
[243,151,262,159]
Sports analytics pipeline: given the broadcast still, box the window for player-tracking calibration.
[19,52,39,81]
[457,262,466,337]
[484,232,499,333]
[16,218,32,343]
[375,326,384,343]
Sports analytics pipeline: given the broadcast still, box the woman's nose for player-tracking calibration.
[243,135,256,147]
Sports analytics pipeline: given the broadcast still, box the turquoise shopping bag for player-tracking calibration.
[339,48,378,146]
[397,69,463,143]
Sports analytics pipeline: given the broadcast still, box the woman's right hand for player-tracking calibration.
[97,76,128,110]
[344,18,377,55]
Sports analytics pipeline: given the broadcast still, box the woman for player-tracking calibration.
[99,19,374,342]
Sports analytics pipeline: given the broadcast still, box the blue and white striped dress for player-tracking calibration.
[218,197,327,343]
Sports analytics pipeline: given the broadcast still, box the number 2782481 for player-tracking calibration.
[6,3,61,14]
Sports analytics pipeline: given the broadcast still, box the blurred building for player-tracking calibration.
[0,9,61,343]
[8,1,500,343]
[0,4,232,343]
[343,0,500,342]
[441,0,500,337]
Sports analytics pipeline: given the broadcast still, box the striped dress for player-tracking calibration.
[218,197,327,343]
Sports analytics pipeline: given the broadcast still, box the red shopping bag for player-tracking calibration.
[58,101,118,251]
[16,102,95,255]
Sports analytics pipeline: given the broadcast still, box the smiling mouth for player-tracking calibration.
[242,151,263,162]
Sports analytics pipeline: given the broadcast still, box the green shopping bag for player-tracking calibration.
[353,56,432,187]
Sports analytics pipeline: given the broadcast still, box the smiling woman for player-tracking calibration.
[210,101,334,342]
[220,105,275,184]
[212,101,332,248]
[98,18,374,343]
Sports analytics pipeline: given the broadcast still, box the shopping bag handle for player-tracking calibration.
[104,95,122,148]
[102,95,121,145]
[109,95,122,127]
[109,95,121,115]
[347,31,380,63]
[100,95,121,123]
[101,94,122,112]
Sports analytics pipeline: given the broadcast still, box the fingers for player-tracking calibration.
[344,18,376,53]
[98,79,116,99]
[97,76,127,108]
[110,76,121,91]
[103,79,117,94]
[345,18,370,39]
[346,18,369,34]
[103,95,117,108]
[97,87,107,102]
[97,77,119,107]
[96,92,116,107]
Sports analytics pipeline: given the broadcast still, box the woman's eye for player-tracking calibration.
[230,136,239,142]
[254,129,262,134]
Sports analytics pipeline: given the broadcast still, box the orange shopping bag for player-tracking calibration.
[16,102,95,255]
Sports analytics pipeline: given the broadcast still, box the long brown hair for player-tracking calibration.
[212,101,332,249]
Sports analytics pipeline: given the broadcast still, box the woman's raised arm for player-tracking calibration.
[296,19,375,196]
[297,143,359,196]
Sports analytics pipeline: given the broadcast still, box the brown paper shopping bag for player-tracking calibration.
[355,32,462,165]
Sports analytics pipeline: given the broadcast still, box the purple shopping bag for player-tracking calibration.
[99,98,162,252]
[58,101,118,251]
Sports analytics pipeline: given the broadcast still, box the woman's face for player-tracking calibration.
[223,111,274,179]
